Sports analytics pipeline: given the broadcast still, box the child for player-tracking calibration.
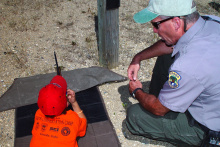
[30,75,87,147]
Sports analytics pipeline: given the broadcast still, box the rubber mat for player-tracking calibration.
[0,66,127,112]
[14,86,121,147]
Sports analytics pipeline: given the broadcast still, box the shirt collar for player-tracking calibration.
[171,16,206,57]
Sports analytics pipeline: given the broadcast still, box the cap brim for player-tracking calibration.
[50,75,67,91]
[133,8,159,24]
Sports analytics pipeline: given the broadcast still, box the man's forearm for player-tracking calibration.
[135,90,170,116]
[133,40,173,63]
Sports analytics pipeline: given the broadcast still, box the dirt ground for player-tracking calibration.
[0,0,219,146]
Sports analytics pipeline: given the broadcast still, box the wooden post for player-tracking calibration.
[97,0,120,69]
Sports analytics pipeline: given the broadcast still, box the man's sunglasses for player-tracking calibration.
[151,17,174,29]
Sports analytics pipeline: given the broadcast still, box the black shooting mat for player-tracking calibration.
[0,66,127,112]
[15,86,121,147]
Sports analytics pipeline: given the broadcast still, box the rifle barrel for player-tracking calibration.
[54,51,61,75]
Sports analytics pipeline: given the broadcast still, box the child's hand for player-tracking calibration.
[66,89,76,104]
[66,89,86,119]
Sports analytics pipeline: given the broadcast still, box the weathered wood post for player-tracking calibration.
[97,0,120,69]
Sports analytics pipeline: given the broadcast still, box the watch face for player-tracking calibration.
[132,93,135,98]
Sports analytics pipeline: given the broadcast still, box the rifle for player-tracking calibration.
[54,51,67,96]
[54,51,61,76]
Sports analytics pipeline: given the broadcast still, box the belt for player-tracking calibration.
[201,130,220,147]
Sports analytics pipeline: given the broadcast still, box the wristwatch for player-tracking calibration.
[131,88,143,98]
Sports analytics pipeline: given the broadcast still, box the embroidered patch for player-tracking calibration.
[168,71,181,88]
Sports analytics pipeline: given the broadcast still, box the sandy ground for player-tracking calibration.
[0,0,219,146]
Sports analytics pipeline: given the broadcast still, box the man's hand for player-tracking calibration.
[129,80,143,94]
[127,40,174,81]
[129,80,170,116]
[127,60,140,81]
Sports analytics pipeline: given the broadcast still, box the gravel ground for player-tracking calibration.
[0,0,219,146]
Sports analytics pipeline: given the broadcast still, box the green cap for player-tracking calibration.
[134,0,197,24]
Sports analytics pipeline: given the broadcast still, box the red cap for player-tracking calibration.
[37,75,67,116]
[50,75,67,91]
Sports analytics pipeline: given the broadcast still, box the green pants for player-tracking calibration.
[126,54,206,146]
[126,104,205,146]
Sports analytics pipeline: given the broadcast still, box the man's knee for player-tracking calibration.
[126,104,142,134]
[126,104,137,124]
[126,104,142,122]
[126,104,155,135]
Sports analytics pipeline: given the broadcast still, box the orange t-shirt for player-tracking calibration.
[30,109,87,147]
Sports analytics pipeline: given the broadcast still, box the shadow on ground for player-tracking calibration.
[118,81,151,110]
[209,2,220,12]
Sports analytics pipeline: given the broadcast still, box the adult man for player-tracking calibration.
[126,0,220,146]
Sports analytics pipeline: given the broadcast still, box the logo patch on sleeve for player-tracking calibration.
[168,71,181,88]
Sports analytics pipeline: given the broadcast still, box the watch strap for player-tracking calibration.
[131,88,143,98]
